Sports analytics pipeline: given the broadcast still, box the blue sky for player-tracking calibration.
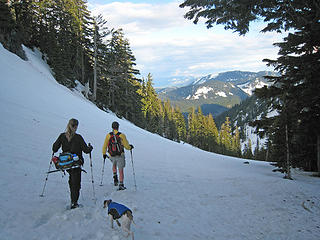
[87,0,286,87]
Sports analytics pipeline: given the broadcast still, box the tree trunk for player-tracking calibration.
[93,22,97,102]
[317,135,320,176]
[81,48,84,84]
[285,124,293,180]
[125,87,128,119]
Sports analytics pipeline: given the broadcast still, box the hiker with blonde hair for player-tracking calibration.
[52,118,93,209]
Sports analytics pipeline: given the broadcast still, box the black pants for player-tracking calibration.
[67,168,81,204]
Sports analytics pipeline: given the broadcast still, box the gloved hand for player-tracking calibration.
[88,143,93,152]
[80,159,84,166]
[130,144,134,150]
[103,154,107,160]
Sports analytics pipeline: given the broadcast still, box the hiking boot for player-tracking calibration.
[118,184,126,191]
[71,202,79,209]
[113,175,119,186]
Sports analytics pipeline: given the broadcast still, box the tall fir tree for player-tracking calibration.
[140,73,162,132]
[219,117,233,154]
[231,128,241,157]
[187,107,197,146]
[206,114,219,152]
[173,106,187,142]
[0,0,25,59]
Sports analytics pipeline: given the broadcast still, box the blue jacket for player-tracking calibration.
[108,202,132,219]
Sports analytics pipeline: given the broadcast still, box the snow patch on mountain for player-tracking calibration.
[192,77,207,86]
[216,91,227,97]
[192,73,218,85]
[186,86,214,100]
[238,79,269,96]
[186,87,230,100]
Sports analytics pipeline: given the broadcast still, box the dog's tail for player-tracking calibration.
[132,220,137,227]
[127,211,138,227]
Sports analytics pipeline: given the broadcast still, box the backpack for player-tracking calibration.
[108,132,124,156]
[52,152,81,170]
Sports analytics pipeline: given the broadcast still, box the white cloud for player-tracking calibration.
[88,1,286,87]
[91,1,190,34]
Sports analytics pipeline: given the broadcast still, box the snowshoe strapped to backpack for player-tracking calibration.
[52,153,81,170]
[108,132,124,157]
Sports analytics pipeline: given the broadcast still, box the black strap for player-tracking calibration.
[109,132,122,153]
[47,167,87,174]
[109,132,121,137]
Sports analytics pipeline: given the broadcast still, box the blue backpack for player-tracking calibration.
[52,153,81,170]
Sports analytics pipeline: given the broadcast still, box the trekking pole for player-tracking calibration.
[88,144,96,203]
[40,153,54,197]
[100,156,106,186]
[130,150,137,191]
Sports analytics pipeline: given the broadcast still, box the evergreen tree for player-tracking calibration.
[145,74,160,116]
[243,139,253,159]
[163,99,172,139]
[71,0,94,86]
[0,0,25,59]
[232,128,241,156]
[173,106,187,142]
[254,139,267,161]
[101,29,141,121]
[196,106,206,149]
[219,117,233,154]
[0,1,14,37]
[187,107,197,146]
[140,73,162,132]
[94,14,113,107]
[154,102,164,135]
[206,114,219,152]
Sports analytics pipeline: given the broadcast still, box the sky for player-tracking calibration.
[87,0,287,87]
[1,43,320,240]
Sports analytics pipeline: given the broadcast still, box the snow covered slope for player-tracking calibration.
[0,44,320,240]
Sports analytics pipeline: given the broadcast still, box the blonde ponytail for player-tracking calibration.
[65,118,79,142]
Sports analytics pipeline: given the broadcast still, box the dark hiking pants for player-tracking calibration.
[67,167,81,204]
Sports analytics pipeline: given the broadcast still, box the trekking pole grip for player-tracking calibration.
[88,144,92,158]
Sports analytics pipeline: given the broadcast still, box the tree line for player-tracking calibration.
[141,74,242,157]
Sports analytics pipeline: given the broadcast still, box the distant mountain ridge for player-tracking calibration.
[157,70,276,116]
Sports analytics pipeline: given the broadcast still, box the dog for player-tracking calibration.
[103,199,135,240]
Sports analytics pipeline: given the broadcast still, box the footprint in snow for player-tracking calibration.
[33,213,50,228]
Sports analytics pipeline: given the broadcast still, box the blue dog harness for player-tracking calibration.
[108,202,132,220]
